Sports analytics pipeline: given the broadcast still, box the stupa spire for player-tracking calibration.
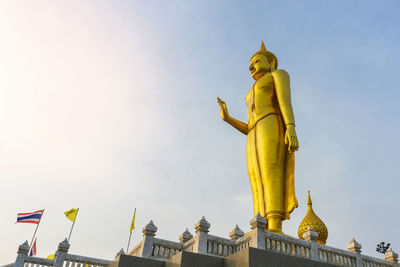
[298,191,328,245]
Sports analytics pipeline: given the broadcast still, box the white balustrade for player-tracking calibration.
[362,255,395,267]
[150,238,182,259]
[235,234,252,253]
[264,231,312,259]
[318,246,356,266]
[64,254,111,267]
[206,235,235,257]
[23,257,54,267]
[9,217,399,267]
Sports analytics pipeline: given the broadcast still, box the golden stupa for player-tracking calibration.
[298,191,328,245]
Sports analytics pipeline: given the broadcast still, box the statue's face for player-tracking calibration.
[249,54,271,80]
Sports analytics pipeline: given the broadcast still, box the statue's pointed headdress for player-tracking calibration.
[251,40,278,70]
[260,41,267,51]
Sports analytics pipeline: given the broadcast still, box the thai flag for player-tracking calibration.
[29,238,37,256]
[16,210,44,224]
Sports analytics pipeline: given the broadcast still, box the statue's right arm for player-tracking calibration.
[217,97,248,135]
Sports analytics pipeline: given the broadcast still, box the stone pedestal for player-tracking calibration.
[109,247,342,267]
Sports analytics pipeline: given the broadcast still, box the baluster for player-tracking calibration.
[159,246,164,257]
[291,244,295,256]
[153,245,158,257]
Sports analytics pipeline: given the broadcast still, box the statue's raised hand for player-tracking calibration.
[217,97,230,121]
[285,125,299,152]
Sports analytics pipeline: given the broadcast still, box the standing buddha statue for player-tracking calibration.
[218,41,299,234]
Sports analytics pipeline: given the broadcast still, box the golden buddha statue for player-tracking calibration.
[218,41,299,234]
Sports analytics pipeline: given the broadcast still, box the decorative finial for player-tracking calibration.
[260,41,267,51]
[298,191,328,245]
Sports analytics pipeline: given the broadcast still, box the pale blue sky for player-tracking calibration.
[0,0,399,264]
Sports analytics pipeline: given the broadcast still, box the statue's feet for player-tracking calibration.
[267,228,284,235]
[267,218,283,235]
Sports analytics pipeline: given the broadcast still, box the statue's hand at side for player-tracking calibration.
[217,97,230,121]
[285,125,299,152]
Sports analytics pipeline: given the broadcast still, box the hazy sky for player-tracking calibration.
[1,0,399,264]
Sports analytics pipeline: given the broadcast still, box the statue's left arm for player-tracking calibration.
[272,69,299,152]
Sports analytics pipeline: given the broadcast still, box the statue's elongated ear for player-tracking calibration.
[270,57,277,71]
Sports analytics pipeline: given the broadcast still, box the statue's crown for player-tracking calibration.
[252,41,278,70]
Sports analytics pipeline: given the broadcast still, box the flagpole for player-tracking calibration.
[67,208,79,243]
[126,208,136,253]
[126,232,132,253]
[29,209,45,252]
[29,237,37,256]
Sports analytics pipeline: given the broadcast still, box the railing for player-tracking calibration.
[318,246,357,266]
[362,255,395,267]
[24,256,54,267]
[206,235,235,257]
[151,238,182,259]
[64,254,111,267]
[11,216,399,267]
[129,216,399,267]
[12,239,112,267]
[264,231,311,259]
[234,234,251,253]
[182,238,195,252]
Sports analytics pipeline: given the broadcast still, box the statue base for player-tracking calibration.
[110,247,339,267]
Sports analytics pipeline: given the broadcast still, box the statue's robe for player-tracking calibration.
[245,72,298,220]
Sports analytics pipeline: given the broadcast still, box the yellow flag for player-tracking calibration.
[64,208,79,222]
[130,208,136,233]
[47,254,55,260]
